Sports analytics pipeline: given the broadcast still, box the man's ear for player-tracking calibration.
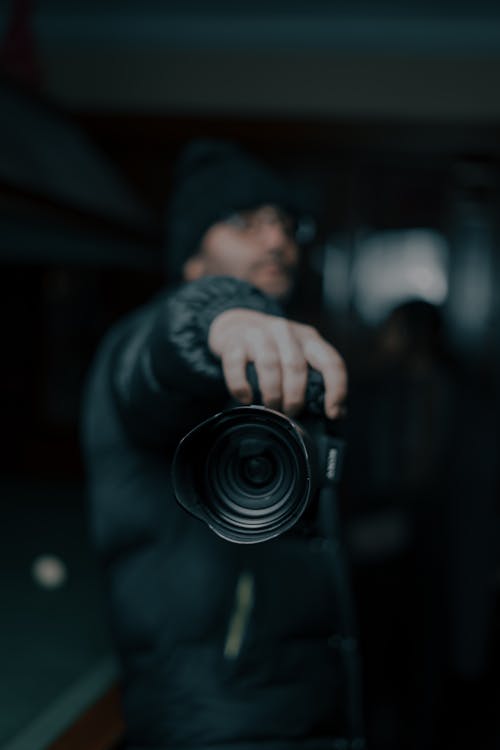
[182,254,206,282]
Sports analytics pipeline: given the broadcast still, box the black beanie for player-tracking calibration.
[165,139,312,280]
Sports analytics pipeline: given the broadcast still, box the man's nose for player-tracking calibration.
[258,220,289,250]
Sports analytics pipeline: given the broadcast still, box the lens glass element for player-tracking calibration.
[200,409,311,542]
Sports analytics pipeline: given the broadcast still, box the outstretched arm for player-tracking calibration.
[106,276,284,449]
[87,274,347,452]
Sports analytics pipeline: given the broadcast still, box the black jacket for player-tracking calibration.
[82,276,351,750]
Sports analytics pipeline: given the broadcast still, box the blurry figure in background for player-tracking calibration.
[375,300,453,491]
[344,300,455,748]
[82,141,357,750]
[346,298,498,750]
[345,300,455,545]
[374,301,455,748]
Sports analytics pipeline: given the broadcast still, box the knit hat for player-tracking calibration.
[165,139,314,280]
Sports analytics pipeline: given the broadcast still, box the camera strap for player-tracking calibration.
[314,426,365,748]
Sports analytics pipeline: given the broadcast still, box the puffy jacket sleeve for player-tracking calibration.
[109,275,283,449]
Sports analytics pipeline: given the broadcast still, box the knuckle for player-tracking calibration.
[226,370,246,386]
[244,325,262,342]
[283,374,307,397]
[325,355,343,372]
[223,350,245,369]
[259,372,280,394]
[283,378,306,406]
[303,339,328,361]
[287,376,307,395]
[225,373,244,390]
[323,348,344,368]
[223,347,245,364]
[221,330,242,348]
[284,357,307,376]
[257,351,280,369]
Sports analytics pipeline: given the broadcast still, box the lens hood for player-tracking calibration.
[172,405,315,543]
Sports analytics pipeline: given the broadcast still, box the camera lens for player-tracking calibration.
[172,405,315,544]
[198,409,312,542]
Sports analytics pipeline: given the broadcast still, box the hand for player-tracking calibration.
[208,309,347,419]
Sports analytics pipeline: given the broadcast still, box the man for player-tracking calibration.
[82,140,355,750]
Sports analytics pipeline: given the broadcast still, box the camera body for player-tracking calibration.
[172,402,345,544]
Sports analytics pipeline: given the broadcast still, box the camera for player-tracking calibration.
[172,369,345,544]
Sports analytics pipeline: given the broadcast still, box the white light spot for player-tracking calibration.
[351,228,449,325]
[32,555,68,590]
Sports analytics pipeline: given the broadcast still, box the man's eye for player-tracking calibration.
[280,215,296,235]
[223,212,250,230]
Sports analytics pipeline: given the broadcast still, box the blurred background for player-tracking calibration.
[0,1,499,748]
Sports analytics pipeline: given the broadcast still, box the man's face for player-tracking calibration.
[182,205,300,300]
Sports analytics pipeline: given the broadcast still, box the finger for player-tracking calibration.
[246,328,283,410]
[297,329,348,418]
[220,342,253,404]
[270,319,308,416]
